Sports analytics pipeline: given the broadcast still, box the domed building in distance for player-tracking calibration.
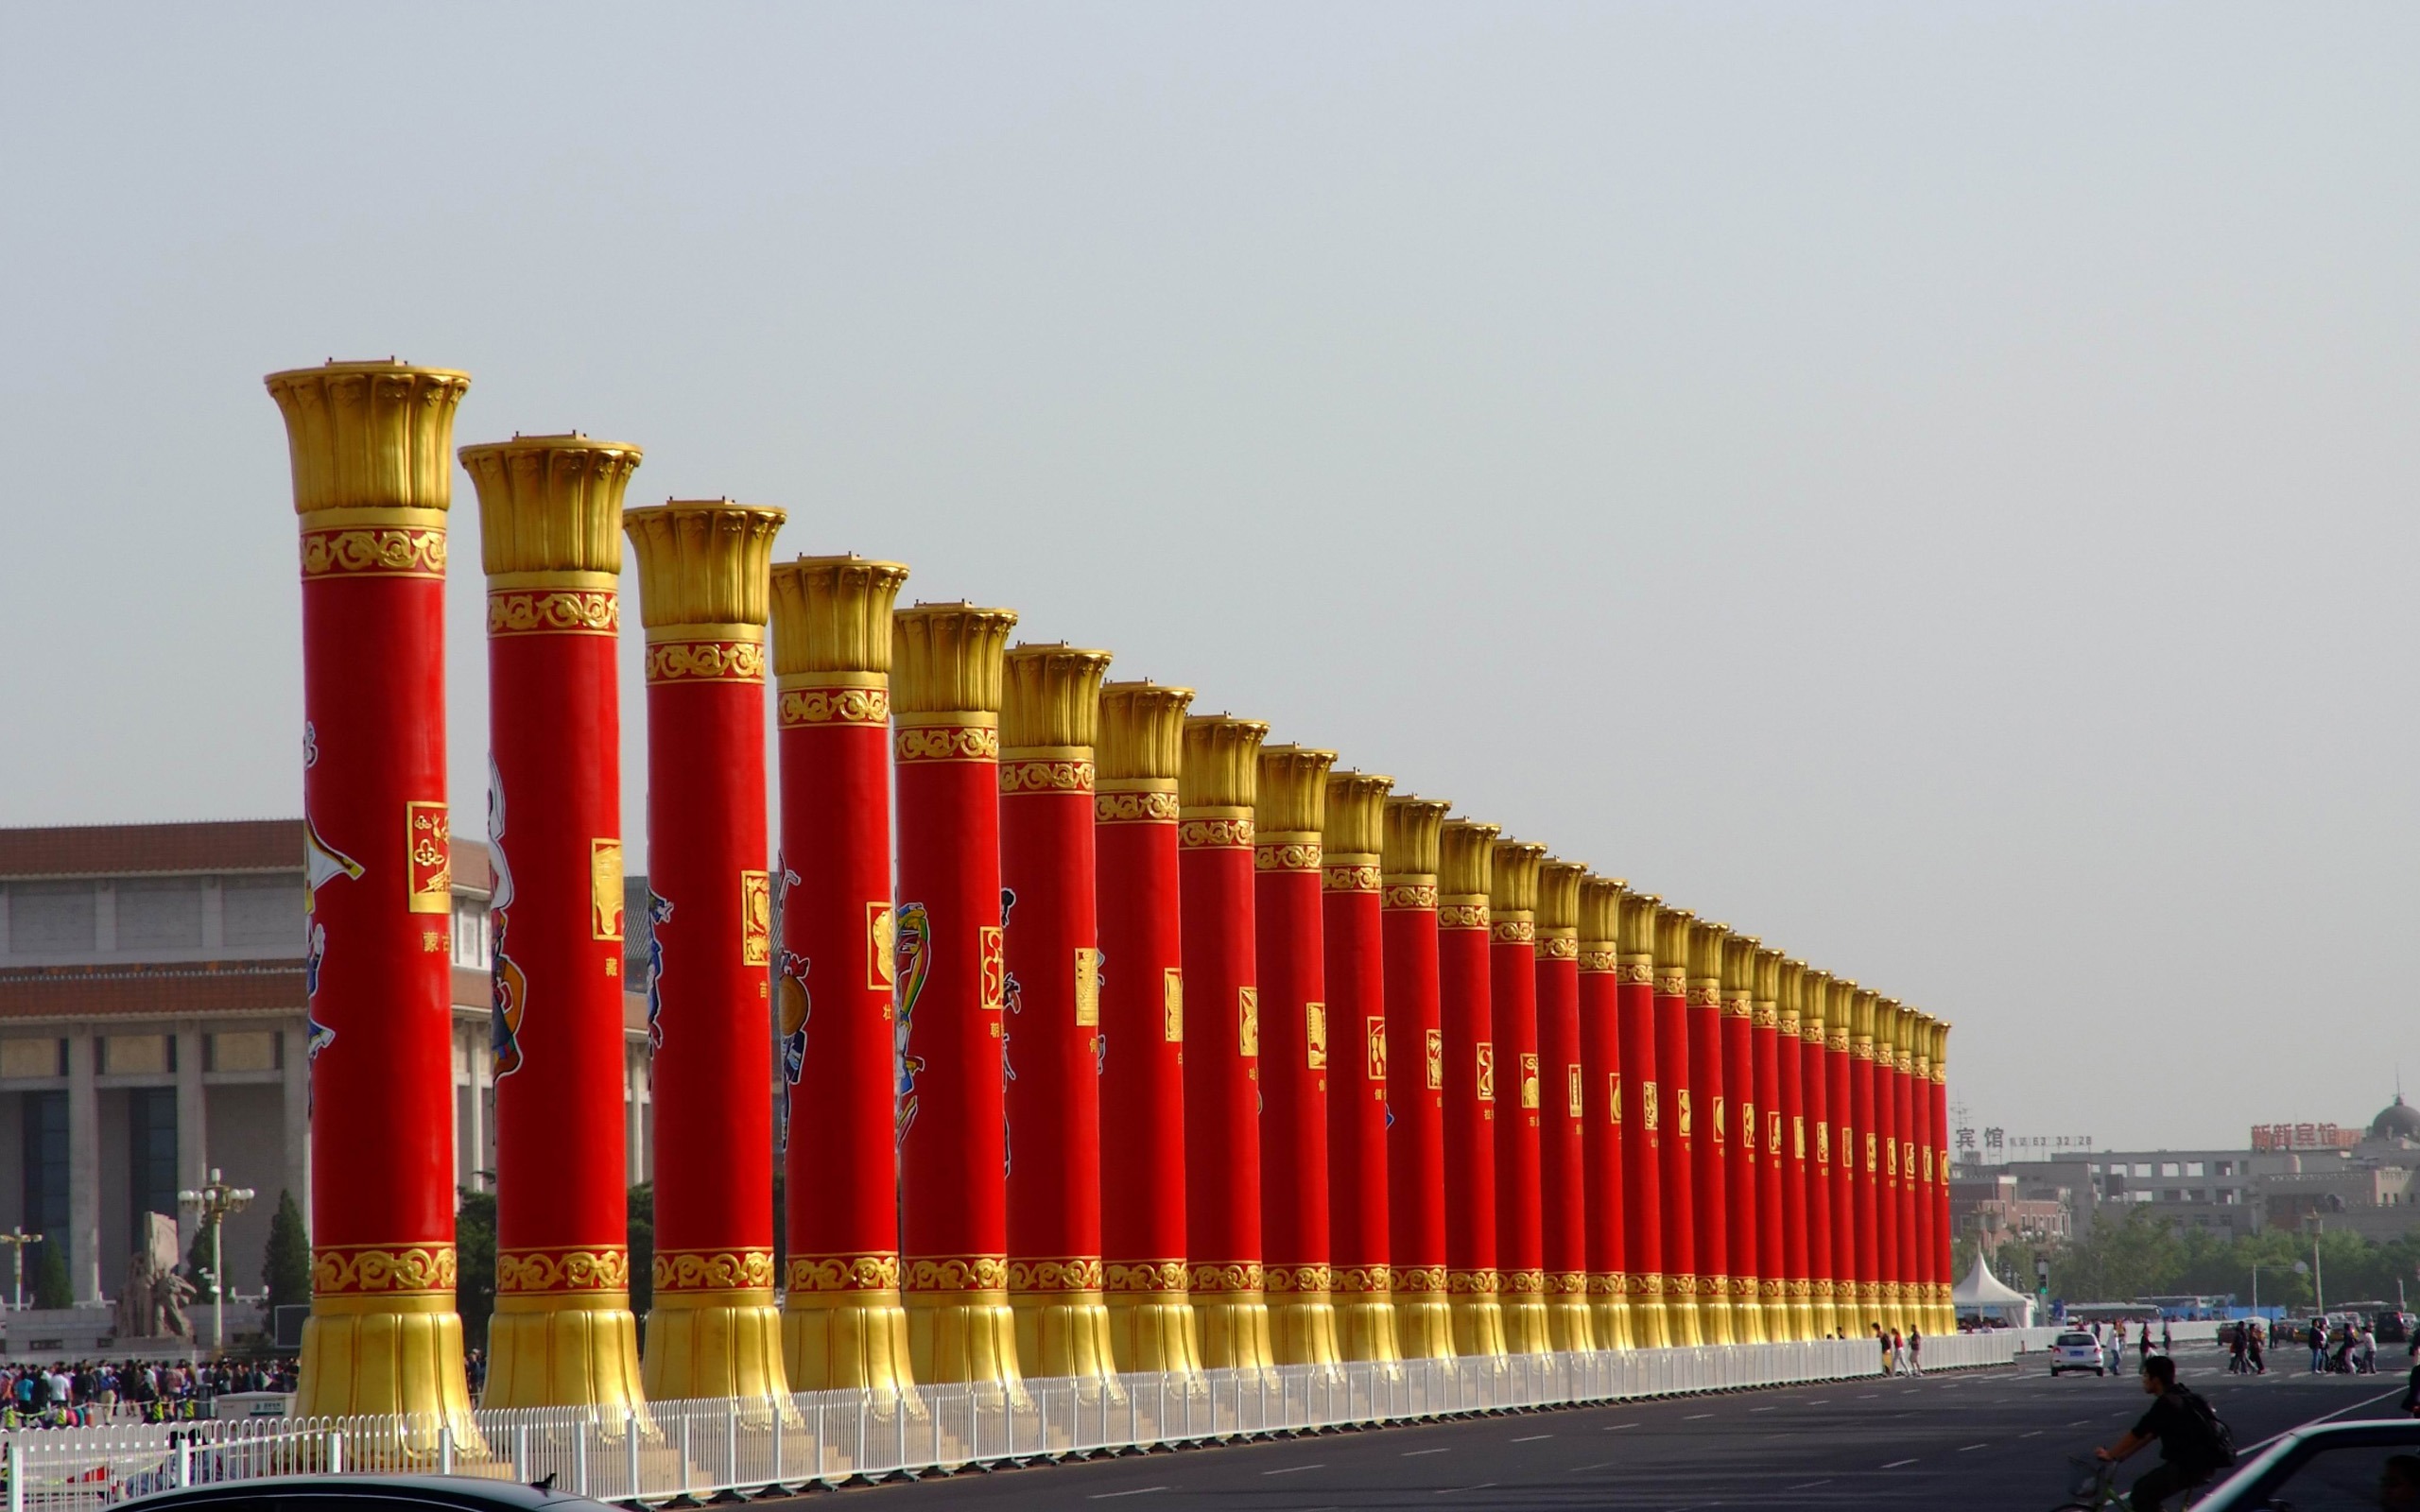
[2366,1093,2420,1148]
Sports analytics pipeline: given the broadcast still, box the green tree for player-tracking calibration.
[260,1190,311,1317]
[457,1189,496,1349]
[32,1241,71,1310]
[628,1182,654,1317]
[185,1219,217,1302]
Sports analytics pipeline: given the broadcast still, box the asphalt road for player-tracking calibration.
[771,1346,2413,1511]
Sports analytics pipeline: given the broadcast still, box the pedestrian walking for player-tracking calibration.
[2310,1317,2328,1373]
[1909,1326,1924,1376]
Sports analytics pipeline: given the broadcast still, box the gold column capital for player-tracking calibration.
[1536,859,1584,936]
[1617,892,1658,956]
[1255,744,1339,844]
[1438,818,1499,901]
[1849,987,1878,1054]
[892,602,1018,715]
[622,501,786,632]
[769,555,910,680]
[266,360,471,516]
[1796,966,1826,1038]
[1380,795,1451,878]
[1487,839,1547,918]
[1322,769,1393,863]
[1651,904,1693,968]
[1002,644,1113,754]
[460,433,644,577]
[1098,679,1195,793]
[1180,714,1270,816]
[1719,930,1758,994]
[1577,873,1622,957]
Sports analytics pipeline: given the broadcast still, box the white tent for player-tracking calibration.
[1953,1250,2036,1328]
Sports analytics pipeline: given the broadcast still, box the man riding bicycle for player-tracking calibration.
[2094,1355,2232,1510]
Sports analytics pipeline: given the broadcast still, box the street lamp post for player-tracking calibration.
[0,1228,42,1311]
[177,1168,255,1356]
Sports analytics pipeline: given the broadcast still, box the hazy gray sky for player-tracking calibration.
[4,4,2413,1152]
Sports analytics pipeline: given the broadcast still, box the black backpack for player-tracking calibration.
[2169,1386,2238,1470]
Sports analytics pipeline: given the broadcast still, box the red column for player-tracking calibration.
[1775,961,1813,1342]
[1751,947,1789,1342]
[1180,714,1274,1370]
[1322,770,1399,1363]
[892,602,1021,1386]
[1827,985,1859,1335]
[626,502,787,1402]
[1651,906,1701,1347]
[1799,973,1836,1338]
[1719,931,1762,1345]
[1930,1021,1953,1333]
[1489,838,1549,1355]
[1847,987,1880,1335]
[1874,1000,1904,1332]
[1095,680,1201,1374]
[1893,1010,1921,1335]
[1578,876,1631,1350]
[1438,817,1507,1356]
[1001,644,1117,1381]
[1685,919,1733,1346]
[1617,896,1668,1349]
[1534,860,1593,1352]
[269,361,475,1423]
[1256,745,1340,1366]
[464,433,646,1409]
[1907,1013,1936,1338]
[1380,797,1453,1360]
[769,555,913,1393]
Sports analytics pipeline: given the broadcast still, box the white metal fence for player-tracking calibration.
[2,1333,2016,1507]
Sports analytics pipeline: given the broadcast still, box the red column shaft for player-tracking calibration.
[1180,809,1266,1364]
[1381,877,1448,1355]
[1322,867,1391,1336]
[1721,995,1756,1338]
[1536,940,1588,1337]
[1849,1037,1878,1332]
[1776,1013,1809,1338]
[1827,1031,1858,1331]
[1931,1053,1952,1325]
[1798,1013,1831,1334]
[1579,952,1627,1344]
[1491,928,1545,1348]
[1440,915,1500,1323]
[1894,1049,1919,1328]
[1753,1005,1785,1336]
[1687,984,1730,1339]
[1256,832,1333,1359]
[1652,975,1695,1341]
[1874,1041,1901,1327]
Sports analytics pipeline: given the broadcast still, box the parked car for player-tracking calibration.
[2196,1419,2420,1510]
[2376,1311,2413,1345]
[123,1475,618,1512]
[2049,1331,2108,1377]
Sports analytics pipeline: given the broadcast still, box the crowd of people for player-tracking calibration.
[0,1357,298,1430]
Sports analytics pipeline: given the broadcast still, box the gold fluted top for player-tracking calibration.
[892,601,1018,714]
[460,433,645,576]
[1719,931,1757,991]
[1778,958,1806,1016]
[1931,1018,1950,1067]
[769,555,911,678]
[1754,945,1784,1003]
[1799,968,1828,1035]
[1889,1002,1913,1057]
[1380,795,1451,876]
[1098,680,1195,782]
[268,361,471,517]
[622,501,786,629]
[1536,860,1584,934]
[1909,1009,1932,1068]
[1255,745,1338,839]
[1876,998,1901,1057]
[1180,714,1270,812]
[1828,978,1858,1040]
[1578,874,1623,947]
[1002,644,1112,751]
[1688,919,1729,982]
[1487,839,1547,915]
[1438,818,1500,898]
[1850,987,1879,1042]
[1648,902,1688,961]
[1322,769,1394,857]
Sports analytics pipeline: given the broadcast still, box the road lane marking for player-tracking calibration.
[1748,1406,1774,1413]
[1959,1443,1987,1452]
[1262,1464,1323,1475]
[1787,1480,1833,1491]
[1438,1484,1496,1494]
[2020,1430,2043,1438]
[1089,1487,1170,1500]
[1683,1412,1714,1419]
[1882,1457,1918,1469]
[1602,1422,1639,1431]
[1511,1434,1553,1442]
[1403,1447,1451,1456]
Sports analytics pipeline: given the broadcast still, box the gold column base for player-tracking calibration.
[1626,1275,1669,1349]
[483,1292,647,1410]
[1730,1277,1768,1345]
[1809,1279,1837,1339]
[1760,1280,1790,1343]
[1879,1279,1903,1333]
[1665,1276,1705,1347]
[1503,1296,1553,1355]
[1010,1288,1121,1383]
[296,1292,476,1431]
[1390,1287,1454,1360]
[1334,1293,1401,1363]
[1788,1283,1817,1343]
[1269,1291,1343,1366]
[1587,1276,1633,1351]
[1192,1289,1275,1371]
[1854,1281,1884,1335]
[905,1285,1023,1387]
[1104,1289,1204,1377]
[643,1289,788,1402]
[1545,1279,1595,1352]
[783,1287,914,1394]
[1696,1277,1735,1346]
[1446,1272,1507,1358]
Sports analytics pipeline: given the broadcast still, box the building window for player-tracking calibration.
[0,1038,63,1078]
[116,878,202,950]
[205,1032,278,1073]
[2185,1161,2205,1177]
[452,902,491,970]
[222,875,304,949]
[2135,1163,2153,1177]
[103,1035,170,1076]
[2162,1189,2183,1202]
[8,882,95,954]
[126,1087,179,1241]
[21,1091,69,1282]
[2160,1162,2180,1178]
[2188,1189,2207,1203]
[2216,1160,2234,1177]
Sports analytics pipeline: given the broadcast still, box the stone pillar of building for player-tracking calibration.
[1578,875,1631,1351]
[1718,929,1763,1345]
[1750,946,1789,1342]
[1798,970,1836,1339]
[1180,714,1275,1370]
[769,555,914,1394]
[1929,1019,1954,1333]
[1095,680,1201,1375]
[1774,958,1813,1342]
[1255,744,1342,1367]
[1322,769,1400,1364]
[892,601,1022,1387]
[1873,999,1905,1332]
[1846,986,1881,1334]
[625,500,788,1403]
[1488,838,1550,1356]
[1683,917,1732,1346]
[1826,979,1860,1336]
[1534,859,1594,1353]
[464,431,647,1410]
[1001,644,1118,1382]
[268,360,475,1422]
[1380,796,1454,1361]
[1438,818,1506,1357]
[1631,900,1683,1348]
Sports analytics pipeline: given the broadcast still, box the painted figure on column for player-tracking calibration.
[1533,858,1594,1353]
[1717,928,1762,1345]
[1437,818,1507,1358]
[1255,745,1342,1367]
[463,432,647,1410]
[1774,958,1816,1343]
[1322,769,1399,1364]
[1798,970,1837,1339]
[1577,874,1632,1351]
[1000,644,1119,1383]
[624,500,788,1403]
[892,601,1022,1387]
[1094,680,1202,1376]
[1379,797,1454,1361]
[1681,915,1731,1346]
[1180,714,1275,1371]
[1750,946,1789,1342]
[1488,839,1551,1356]
[268,361,475,1424]
[769,555,914,1393]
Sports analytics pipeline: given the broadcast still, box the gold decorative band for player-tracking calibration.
[1097,790,1180,823]
[645,640,766,684]
[1578,948,1616,972]
[1492,919,1536,945]
[1322,863,1382,892]
[1655,967,1686,995]
[489,590,618,637]
[1585,1271,1630,1296]
[312,1243,457,1297]
[1103,1260,1188,1294]
[1254,842,1322,871]
[653,1247,776,1291]
[1438,902,1490,931]
[1264,1263,1333,1293]
[1391,1265,1446,1293]
[905,1255,1010,1291]
[1187,1261,1266,1295]
[1778,1009,1801,1039]
[1628,1271,1664,1298]
[1687,983,1722,1008]
[1540,935,1579,961]
[496,1246,631,1295]
[302,524,446,580]
[1829,1028,1850,1051]
[1503,1267,1546,1296]
[1332,1263,1392,1294]
[1753,1002,1778,1029]
[1723,994,1754,1020]
[786,1253,904,1293]
[1178,817,1253,849]
[1546,1271,1589,1296]
[1000,759,1096,794]
[1383,883,1440,911]
[1853,1036,1875,1060]
[1445,1267,1502,1296]
[896,725,1001,764]
[1006,1257,1107,1291]
[780,686,889,727]
[1620,954,1654,986]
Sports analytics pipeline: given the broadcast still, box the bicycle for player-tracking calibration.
[2051,1454,2207,1511]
